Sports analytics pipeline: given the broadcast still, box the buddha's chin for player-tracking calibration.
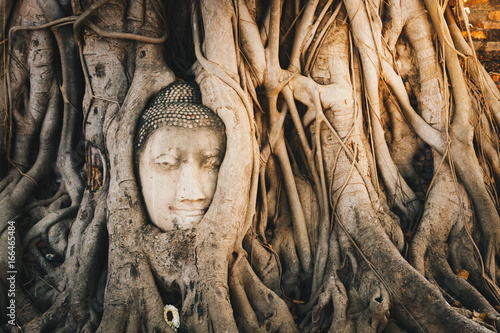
[176,214,204,227]
[151,209,207,231]
[159,214,204,230]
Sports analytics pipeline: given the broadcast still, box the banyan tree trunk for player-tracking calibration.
[0,0,499,332]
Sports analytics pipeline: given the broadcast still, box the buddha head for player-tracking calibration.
[135,82,226,231]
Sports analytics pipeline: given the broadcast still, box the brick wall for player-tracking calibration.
[463,0,500,88]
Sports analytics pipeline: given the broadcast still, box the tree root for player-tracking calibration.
[3,1,500,332]
[274,135,312,273]
[243,233,281,296]
[448,213,500,309]
[355,221,493,332]
[21,189,106,332]
[41,0,85,207]
[22,291,70,332]
[301,228,349,332]
[22,206,78,251]
[0,80,60,228]
[408,158,462,273]
[230,256,297,332]
[432,255,500,327]
[268,198,303,301]
[23,182,68,213]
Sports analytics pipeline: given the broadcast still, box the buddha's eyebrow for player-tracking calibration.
[152,148,182,159]
[199,148,223,157]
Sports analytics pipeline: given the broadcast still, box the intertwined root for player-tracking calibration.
[230,255,298,333]
[1,0,499,332]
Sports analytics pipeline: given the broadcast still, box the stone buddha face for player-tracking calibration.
[135,82,225,231]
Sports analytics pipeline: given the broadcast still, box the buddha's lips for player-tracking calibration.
[170,207,207,217]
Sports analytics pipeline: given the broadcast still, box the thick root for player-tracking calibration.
[230,256,297,332]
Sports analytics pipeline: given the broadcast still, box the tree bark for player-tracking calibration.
[1,0,499,332]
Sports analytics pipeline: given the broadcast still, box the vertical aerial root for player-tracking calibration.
[475,112,500,186]
[236,0,265,84]
[344,0,422,227]
[269,198,302,300]
[0,81,60,228]
[384,93,423,191]
[408,161,461,272]
[274,135,312,274]
[301,229,349,333]
[229,264,263,332]
[444,7,500,124]
[36,0,85,206]
[305,273,349,332]
[449,141,500,281]
[256,168,269,240]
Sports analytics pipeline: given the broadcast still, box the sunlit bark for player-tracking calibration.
[1,0,499,332]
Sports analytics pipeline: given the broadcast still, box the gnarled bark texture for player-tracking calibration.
[0,0,499,332]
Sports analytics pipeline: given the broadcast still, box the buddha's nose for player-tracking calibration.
[177,163,206,202]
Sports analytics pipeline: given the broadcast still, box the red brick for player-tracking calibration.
[463,30,488,39]
[485,21,500,29]
[488,11,500,20]
[474,21,485,28]
[484,41,500,51]
[486,29,500,39]
[464,0,489,4]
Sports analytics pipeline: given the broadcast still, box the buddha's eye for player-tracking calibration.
[202,156,221,169]
[154,155,179,170]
